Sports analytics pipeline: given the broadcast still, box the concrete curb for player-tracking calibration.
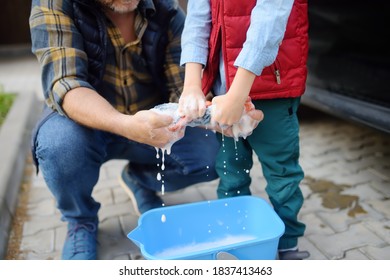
[0,91,41,259]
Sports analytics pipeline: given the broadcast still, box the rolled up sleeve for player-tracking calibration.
[30,0,94,116]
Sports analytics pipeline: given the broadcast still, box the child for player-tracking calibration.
[179,0,310,260]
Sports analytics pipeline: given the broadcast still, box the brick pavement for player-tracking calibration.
[2,56,390,260]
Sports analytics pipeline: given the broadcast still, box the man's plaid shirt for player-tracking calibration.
[30,0,184,116]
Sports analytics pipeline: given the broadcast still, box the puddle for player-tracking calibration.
[304,176,367,217]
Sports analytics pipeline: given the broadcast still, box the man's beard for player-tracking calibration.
[97,0,141,13]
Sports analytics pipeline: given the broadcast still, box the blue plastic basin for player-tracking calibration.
[127,196,285,260]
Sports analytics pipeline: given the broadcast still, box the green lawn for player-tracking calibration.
[0,92,16,126]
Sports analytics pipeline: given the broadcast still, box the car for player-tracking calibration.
[302,0,390,133]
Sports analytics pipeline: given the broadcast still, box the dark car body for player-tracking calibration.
[302,0,390,133]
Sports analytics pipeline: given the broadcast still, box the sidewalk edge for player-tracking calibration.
[0,92,41,259]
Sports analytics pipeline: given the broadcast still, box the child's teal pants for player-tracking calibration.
[216,97,306,250]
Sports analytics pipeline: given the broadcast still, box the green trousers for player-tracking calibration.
[216,98,306,250]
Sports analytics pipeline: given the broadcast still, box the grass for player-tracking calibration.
[0,91,16,127]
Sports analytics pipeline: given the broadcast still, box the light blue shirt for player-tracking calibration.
[180,0,294,94]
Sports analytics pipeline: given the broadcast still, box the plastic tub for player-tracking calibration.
[127,196,285,260]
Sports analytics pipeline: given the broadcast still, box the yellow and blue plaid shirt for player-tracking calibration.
[30,0,184,115]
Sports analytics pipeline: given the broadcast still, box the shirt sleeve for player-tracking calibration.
[234,0,295,76]
[180,0,211,67]
[29,0,94,116]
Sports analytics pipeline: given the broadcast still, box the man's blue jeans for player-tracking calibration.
[33,112,220,223]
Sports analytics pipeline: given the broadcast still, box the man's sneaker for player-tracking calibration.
[62,221,98,260]
[119,165,164,215]
[278,249,310,260]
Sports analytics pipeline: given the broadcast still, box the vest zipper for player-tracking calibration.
[273,58,281,85]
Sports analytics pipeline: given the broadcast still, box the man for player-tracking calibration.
[29,0,219,260]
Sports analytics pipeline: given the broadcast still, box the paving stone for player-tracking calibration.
[105,160,128,178]
[21,251,60,260]
[250,191,269,203]
[363,220,390,244]
[370,181,390,198]
[98,217,134,260]
[367,167,389,181]
[94,177,120,191]
[300,193,325,214]
[98,201,134,223]
[119,214,139,236]
[307,223,385,259]
[26,188,53,204]
[112,187,132,205]
[299,158,319,171]
[112,253,132,260]
[298,237,328,260]
[317,203,384,233]
[361,245,390,260]
[92,188,114,207]
[330,170,383,186]
[305,147,344,160]
[20,229,55,254]
[300,213,335,235]
[300,182,312,198]
[97,166,110,181]
[99,216,123,237]
[30,174,48,189]
[318,157,377,174]
[22,215,63,236]
[342,183,384,202]
[303,166,335,179]
[193,181,219,200]
[368,199,390,219]
[250,177,268,194]
[26,198,56,216]
[54,226,67,253]
[315,209,352,232]
[163,186,205,206]
[343,248,370,260]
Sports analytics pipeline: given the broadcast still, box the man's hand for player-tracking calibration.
[124,110,185,148]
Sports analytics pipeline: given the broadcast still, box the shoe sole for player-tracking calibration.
[118,175,141,216]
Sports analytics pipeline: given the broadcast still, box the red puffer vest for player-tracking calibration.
[202,0,309,100]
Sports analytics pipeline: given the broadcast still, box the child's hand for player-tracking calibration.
[209,97,264,139]
[211,93,246,126]
[178,85,207,121]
